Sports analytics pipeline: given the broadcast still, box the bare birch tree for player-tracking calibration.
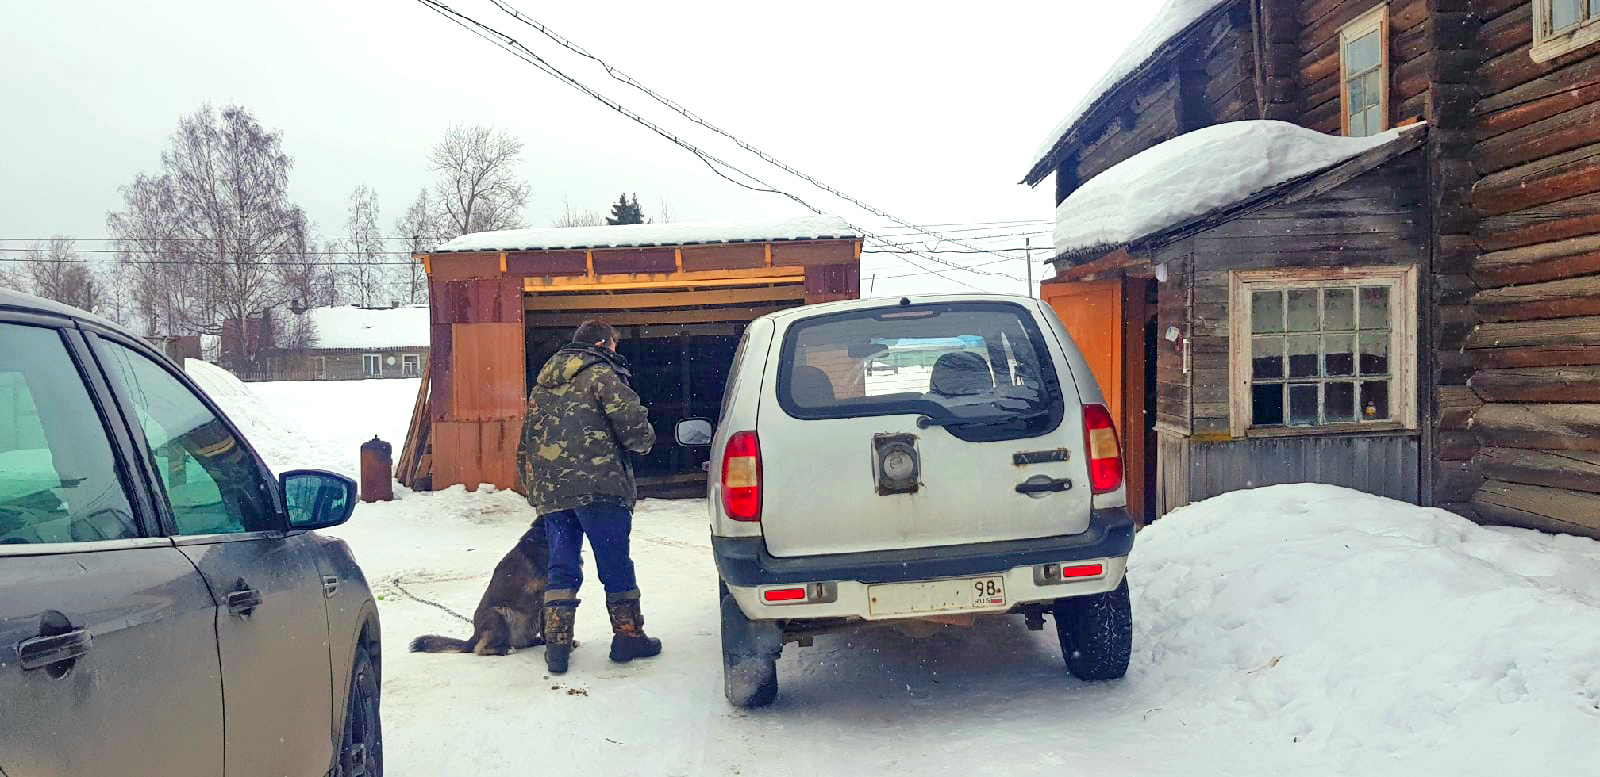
[106,104,309,365]
[552,196,604,228]
[428,124,529,239]
[393,188,436,305]
[341,185,393,307]
[23,237,102,313]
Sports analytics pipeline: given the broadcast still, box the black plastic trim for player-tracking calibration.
[712,507,1134,587]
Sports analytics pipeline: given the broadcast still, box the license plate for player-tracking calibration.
[867,575,1007,617]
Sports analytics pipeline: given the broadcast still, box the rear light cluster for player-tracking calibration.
[1081,404,1123,495]
[721,431,762,521]
[1035,562,1107,585]
[760,582,837,605]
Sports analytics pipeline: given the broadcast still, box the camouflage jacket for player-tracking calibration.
[517,345,655,516]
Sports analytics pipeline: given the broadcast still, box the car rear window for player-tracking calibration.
[776,301,1062,440]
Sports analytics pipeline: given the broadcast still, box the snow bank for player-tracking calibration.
[304,305,430,350]
[1128,484,1600,773]
[437,215,857,253]
[1053,121,1415,256]
[185,359,341,475]
[1027,0,1233,174]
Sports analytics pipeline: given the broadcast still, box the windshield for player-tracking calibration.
[777,301,1060,432]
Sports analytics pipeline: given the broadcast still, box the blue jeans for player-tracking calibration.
[543,502,638,604]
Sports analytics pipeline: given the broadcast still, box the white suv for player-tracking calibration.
[677,294,1136,708]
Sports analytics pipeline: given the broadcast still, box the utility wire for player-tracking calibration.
[412,0,1008,289]
[483,0,1028,265]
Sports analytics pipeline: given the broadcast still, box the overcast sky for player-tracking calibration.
[1,0,1165,295]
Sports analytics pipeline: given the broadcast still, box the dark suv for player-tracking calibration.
[0,289,382,777]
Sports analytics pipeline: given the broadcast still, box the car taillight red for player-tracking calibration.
[1082,404,1123,495]
[721,431,762,521]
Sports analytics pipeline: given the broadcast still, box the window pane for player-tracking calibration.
[1348,76,1366,117]
[0,325,139,544]
[1349,108,1367,137]
[97,342,276,535]
[1289,384,1319,426]
[1252,384,1285,426]
[1345,30,1381,72]
[1253,336,1285,379]
[1363,105,1383,134]
[1592,0,1600,20]
[1326,382,1356,422]
[1289,335,1320,378]
[1362,72,1383,110]
[1554,0,1584,31]
[1324,334,1355,376]
[1252,290,1284,333]
[1325,288,1355,330]
[1359,286,1390,329]
[1361,381,1391,420]
[1359,333,1390,375]
[1287,289,1320,332]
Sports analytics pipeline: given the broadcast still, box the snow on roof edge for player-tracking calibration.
[434,215,860,254]
[1022,0,1237,184]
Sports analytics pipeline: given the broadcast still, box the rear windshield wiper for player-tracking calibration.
[916,408,1050,429]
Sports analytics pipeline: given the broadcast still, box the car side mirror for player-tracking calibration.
[281,470,358,530]
[675,418,714,447]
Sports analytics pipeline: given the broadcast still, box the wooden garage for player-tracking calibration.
[396,216,862,494]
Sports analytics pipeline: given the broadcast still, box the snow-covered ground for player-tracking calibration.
[200,366,1600,776]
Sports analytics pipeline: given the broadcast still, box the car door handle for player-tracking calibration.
[1015,478,1072,494]
[227,588,264,617]
[322,575,340,599]
[18,628,92,671]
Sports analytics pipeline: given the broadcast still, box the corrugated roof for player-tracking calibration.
[434,215,859,253]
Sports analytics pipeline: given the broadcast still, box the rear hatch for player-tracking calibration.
[757,300,1092,558]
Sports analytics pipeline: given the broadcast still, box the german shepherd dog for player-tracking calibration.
[409,517,550,656]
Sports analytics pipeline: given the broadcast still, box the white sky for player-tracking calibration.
[0,0,1166,295]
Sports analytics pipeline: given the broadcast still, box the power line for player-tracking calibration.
[411,0,1007,290]
[483,0,1029,266]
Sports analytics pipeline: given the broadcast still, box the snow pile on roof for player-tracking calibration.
[1027,0,1233,176]
[1053,121,1416,256]
[437,215,858,253]
[304,305,430,350]
[1130,484,1600,771]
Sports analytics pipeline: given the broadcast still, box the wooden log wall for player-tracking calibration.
[1464,0,1600,537]
[1295,0,1432,133]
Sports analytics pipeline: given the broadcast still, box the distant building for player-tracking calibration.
[223,304,430,381]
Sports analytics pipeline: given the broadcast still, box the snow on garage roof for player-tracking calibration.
[1052,121,1422,258]
[434,215,859,253]
[1023,0,1236,184]
[305,305,430,350]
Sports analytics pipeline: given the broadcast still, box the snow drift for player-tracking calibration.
[1052,121,1417,256]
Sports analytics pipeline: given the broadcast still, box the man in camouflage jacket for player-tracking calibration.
[517,320,660,674]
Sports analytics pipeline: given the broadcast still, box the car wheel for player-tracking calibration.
[720,592,780,708]
[338,644,383,777]
[1054,578,1132,682]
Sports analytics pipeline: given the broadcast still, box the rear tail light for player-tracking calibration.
[1082,404,1123,494]
[1036,562,1107,584]
[762,587,807,603]
[721,431,762,521]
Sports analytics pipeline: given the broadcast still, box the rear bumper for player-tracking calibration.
[713,506,1134,587]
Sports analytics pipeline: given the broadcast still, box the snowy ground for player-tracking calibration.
[202,367,1600,776]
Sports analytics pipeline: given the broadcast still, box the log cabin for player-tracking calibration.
[1024,0,1600,538]
[398,216,862,496]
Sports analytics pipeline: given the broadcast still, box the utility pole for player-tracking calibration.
[1024,238,1035,298]
[869,273,876,295]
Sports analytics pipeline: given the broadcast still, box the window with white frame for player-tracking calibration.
[401,353,420,377]
[363,353,382,378]
[1340,6,1388,137]
[314,356,327,379]
[1532,0,1600,62]
[1229,267,1417,437]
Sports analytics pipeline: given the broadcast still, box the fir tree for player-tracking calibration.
[605,193,646,225]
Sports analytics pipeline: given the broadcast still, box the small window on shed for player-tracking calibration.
[1532,0,1600,62]
[1228,267,1417,438]
[1339,6,1388,138]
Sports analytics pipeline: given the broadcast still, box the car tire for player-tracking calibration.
[1054,577,1132,682]
[720,591,780,709]
[338,643,383,777]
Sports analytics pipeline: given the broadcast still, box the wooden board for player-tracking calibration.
[449,323,526,422]
[522,285,807,311]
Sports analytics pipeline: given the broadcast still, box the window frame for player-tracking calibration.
[83,327,286,538]
[363,353,382,378]
[1227,265,1419,439]
[1532,0,1600,62]
[314,355,327,380]
[0,316,160,550]
[1338,5,1390,138]
[401,353,420,377]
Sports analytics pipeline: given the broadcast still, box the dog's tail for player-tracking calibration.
[409,634,475,653]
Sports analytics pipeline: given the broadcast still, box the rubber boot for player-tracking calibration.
[543,598,578,674]
[606,593,662,663]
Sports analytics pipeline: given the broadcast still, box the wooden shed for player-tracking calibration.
[396,216,862,494]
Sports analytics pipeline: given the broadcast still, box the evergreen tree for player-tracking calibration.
[605,193,645,225]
